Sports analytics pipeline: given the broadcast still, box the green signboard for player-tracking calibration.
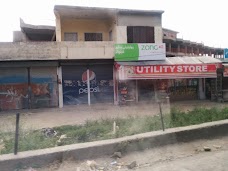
[115,43,166,61]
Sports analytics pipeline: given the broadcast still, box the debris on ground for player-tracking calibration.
[127,161,137,169]
[0,139,5,152]
[110,161,117,165]
[203,146,211,152]
[26,167,37,171]
[97,166,106,170]
[41,128,57,138]
[111,152,122,158]
[86,160,98,170]
[59,134,67,140]
[213,145,222,149]
[56,139,63,146]
[138,162,151,168]
[56,134,68,146]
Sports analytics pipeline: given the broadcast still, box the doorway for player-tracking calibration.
[138,80,156,101]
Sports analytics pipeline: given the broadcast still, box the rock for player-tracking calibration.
[0,143,5,151]
[127,161,137,169]
[117,165,122,169]
[26,168,37,171]
[59,134,67,140]
[213,145,221,149]
[203,146,211,152]
[111,152,122,158]
[56,139,63,146]
[110,161,117,165]
[97,166,105,170]
[86,160,98,170]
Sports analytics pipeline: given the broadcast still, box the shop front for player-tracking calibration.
[61,60,114,105]
[114,57,222,104]
[0,61,59,110]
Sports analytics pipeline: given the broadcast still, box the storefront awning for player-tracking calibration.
[115,56,222,80]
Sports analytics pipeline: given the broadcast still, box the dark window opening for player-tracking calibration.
[109,30,113,41]
[127,26,155,43]
[64,32,78,41]
[85,33,103,41]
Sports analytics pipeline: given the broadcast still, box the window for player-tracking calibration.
[127,26,155,43]
[64,33,78,41]
[85,33,103,41]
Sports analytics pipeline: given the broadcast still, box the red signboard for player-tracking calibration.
[118,64,221,80]
[224,67,228,77]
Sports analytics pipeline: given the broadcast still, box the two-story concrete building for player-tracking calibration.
[0,5,223,111]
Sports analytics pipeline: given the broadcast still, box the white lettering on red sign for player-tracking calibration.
[135,65,210,74]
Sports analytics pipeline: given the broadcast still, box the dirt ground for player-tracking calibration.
[27,136,228,171]
[0,100,227,132]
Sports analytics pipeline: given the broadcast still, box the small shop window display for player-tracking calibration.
[119,81,136,105]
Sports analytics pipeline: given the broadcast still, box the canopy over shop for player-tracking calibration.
[114,56,222,103]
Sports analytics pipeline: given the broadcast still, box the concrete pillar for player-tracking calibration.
[191,47,194,56]
[177,44,180,53]
[209,51,212,56]
[197,48,199,55]
[169,43,172,52]
[198,78,206,100]
[154,80,158,101]
[113,66,119,105]
[116,26,127,43]
[57,66,63,108]
[87,69,91,106]
[154,26,163,43]
[55,12,62,42]
[136,80,139,103]
[185,46,187,55]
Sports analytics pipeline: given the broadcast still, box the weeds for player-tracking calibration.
[0,106,228,155]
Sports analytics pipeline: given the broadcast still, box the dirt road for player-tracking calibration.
[33,136,228,171]
[0,100,226,132]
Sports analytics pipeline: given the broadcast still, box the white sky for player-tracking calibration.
[0,0,227,48]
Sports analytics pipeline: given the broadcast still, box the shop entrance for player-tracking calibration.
[62,63,114,105]
[138,80,156,101]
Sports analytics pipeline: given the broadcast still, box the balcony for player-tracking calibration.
[60,41,114,60]
[0,41,115,61]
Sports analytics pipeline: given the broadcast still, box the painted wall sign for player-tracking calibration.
[62,65,114,105]
[117,64,220,80]
[115,43,166,61]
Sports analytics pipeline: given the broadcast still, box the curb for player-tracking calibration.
[0,119,228,171]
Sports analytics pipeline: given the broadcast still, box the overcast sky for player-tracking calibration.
[0,0,227,48]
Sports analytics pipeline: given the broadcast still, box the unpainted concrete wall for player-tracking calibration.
[0,42,115,61]
[61,18,112,41]
[60,41,114,59]
[117,14,162,27]
[55,13,62,42]
[13,31,28,42]
[0,42,61,61]
[155,26,163,43]
[115,26,127,43]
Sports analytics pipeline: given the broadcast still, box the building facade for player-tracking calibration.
[0,5,224,110]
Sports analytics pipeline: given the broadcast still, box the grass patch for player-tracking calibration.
[0,106,228,155]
